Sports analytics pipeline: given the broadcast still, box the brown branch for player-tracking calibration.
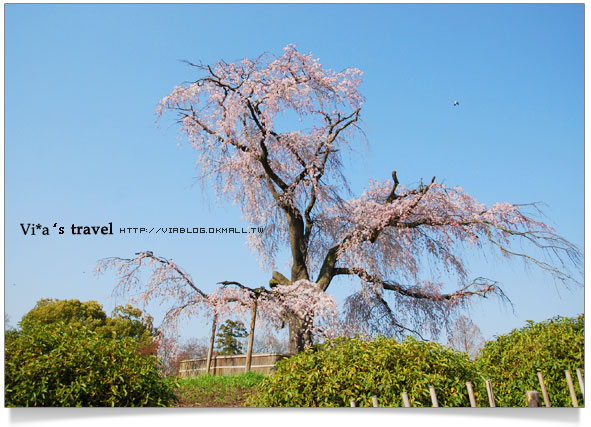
[333,267,504,303]
[217,280,269,297]
[371,293,428,340]
[138,251,208,298]
[385,170,400,203]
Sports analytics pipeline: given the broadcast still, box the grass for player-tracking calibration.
[172,372,265,407]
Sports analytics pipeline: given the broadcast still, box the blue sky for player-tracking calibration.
[4,4,584,343]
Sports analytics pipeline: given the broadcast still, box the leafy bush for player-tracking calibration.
[5,322,176,407]
[247,336,482,407]
[476,315,584,407]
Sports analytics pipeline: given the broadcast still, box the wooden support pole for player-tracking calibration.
[401,392,411,407]
[371,396,379,407]
[526,391,542,407]
[466,382,477,407]
[485,380,496,407]
[350,399,357,407]
[205,313,218,375]
[244,298,258,372]
[576,368,585,402]
[537,372,551,407]
[565,370,579,407]
[429,385,439,407]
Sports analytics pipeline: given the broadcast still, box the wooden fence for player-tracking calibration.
[349,368,585,408]
[179,353,290,377]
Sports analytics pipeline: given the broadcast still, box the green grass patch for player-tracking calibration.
[173,372,265,407]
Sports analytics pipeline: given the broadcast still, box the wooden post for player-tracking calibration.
[565,370,579,407]
[526,391,542,407]
[401,392,411,407]
[466,382,477,407]
[485,380,496,407]
[244,298,258,372]
[576,368,585,401]
[205,313,218,375]
[429,385,439,407]
[537,372,551,407]
[350,398,357,407]
[371,396,379,407]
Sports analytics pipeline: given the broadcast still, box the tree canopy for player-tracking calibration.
[19,299,157,355]
[215,320,248,355]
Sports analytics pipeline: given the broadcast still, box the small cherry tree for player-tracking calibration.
[447,315,485,359]
[98,45,581,353]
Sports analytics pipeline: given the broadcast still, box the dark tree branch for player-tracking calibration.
[333,267,506,304]
[133,251,208,298]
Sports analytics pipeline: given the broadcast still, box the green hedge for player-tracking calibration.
[5,322,176,407]
[247,336,483,407]
[247,315,584,407]
[476,315,584,407]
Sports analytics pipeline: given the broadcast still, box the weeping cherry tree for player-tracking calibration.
[97,45,582,353]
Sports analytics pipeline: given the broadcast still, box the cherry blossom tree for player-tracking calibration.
[447,315,485,359]
[98,45,581,353]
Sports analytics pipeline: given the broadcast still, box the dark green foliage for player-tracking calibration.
[215,320,248,356]
[5,321,176,407]
[247,336,482,407]
[475,315,584,407]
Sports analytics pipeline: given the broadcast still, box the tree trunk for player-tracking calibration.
[206,313,218,375]
[288,315,313,353]
[244,299,257,372]
[285,209,318,353]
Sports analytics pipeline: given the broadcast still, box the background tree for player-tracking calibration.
[20,298,106,332]
[19,299,158,356]
[99,45,582,353]
[164,337,209,376]
[253,330,289,354]
[446,314,485,359]
[5,313,14,331]
[215,320,248,356]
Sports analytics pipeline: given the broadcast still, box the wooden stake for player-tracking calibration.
[401,392,411,407]
[526,391,542,407]
[466,382,477,407]
[576,368,585,402]
[350,398,357,407]
[485,380,496,407]
[372,396,379,407]
[565,370,579,407]
[244,299,258,372]
[537,372,551,407]
[205,313,218,375]
[429,385,439,407]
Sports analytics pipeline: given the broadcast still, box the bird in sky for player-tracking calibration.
[453,100,460,107]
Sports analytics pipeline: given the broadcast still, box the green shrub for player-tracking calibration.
[5,322,176,407]
[476,314,584,407]
[247,336,482,407]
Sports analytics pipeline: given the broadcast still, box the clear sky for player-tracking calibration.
[4,3,584,343]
